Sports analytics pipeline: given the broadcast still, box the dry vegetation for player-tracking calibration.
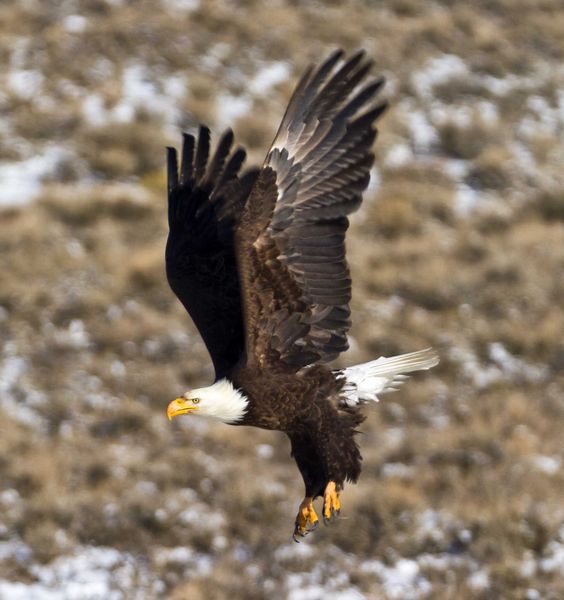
[1,0,564,598]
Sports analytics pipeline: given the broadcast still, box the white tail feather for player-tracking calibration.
[338,348,439,406]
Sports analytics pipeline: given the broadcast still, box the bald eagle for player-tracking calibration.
[165,50,439,541]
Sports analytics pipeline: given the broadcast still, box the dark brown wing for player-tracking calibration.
[236,50,387,370]
[166,126,258,379]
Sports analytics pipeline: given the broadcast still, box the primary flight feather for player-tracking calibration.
[165,49,439,541]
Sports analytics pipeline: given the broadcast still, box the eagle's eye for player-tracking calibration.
[192,398,200,404]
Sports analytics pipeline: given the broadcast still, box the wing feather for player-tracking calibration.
[166,127,258,379]
[236,50,387,370]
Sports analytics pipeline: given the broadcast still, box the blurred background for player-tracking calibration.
[1,0,563,598]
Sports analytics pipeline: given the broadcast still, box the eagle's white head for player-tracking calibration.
[167,378,248,424]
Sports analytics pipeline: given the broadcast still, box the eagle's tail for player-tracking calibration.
[337,348,439,406]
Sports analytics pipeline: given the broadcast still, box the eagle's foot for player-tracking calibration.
[292,497,319,542]
[322,481,341,525]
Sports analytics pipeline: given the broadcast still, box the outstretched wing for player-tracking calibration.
[166,127,258,379]
[236,49,387,370]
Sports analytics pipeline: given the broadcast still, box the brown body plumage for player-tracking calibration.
[165,50,438,540]
[233,363,364,492]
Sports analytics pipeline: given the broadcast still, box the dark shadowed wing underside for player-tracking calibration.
[236,50,387,370]
[166,127,258,379]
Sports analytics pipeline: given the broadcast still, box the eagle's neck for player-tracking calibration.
[196,379,248,424]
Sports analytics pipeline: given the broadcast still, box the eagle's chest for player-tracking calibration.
[242,387,311,431]
[233,369,329,432]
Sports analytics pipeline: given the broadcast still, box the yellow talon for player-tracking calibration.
[293,497,319,541]
[323,481,341,524]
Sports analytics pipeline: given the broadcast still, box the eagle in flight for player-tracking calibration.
[165,50,439,541]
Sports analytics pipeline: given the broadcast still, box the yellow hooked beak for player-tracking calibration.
[167,397,198,421]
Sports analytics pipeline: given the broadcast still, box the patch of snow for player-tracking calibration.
[383,402,406,422]
[454,183,481,217]
[382,463,414,478]
[0,352,46,429]
[402,105,438,152]
[519,551,537,579]
[458,529,472,544]
[161,0,201,12]
[449,342,548,389]
[449,344,503,389]
[122,66,155,107]
[91,57,115,83]
[477,100,499,124]
[0,545,151,599]
[383,427,406,449]
[523,93,564,136]
[366,296,405,321]
[57,78,86,100]
[401,55,564,218]
[385,143,413,168]
[443,158,470,180]
[263,480,286,495]
[66,239,85,258]
[415,509,447,545]
[539,539,564,574]
[108,65,187,128]
[281,547,373,599]
[412,54,468,101]
[63,15,88,33]
[110,360,126,378]
[467,568,490,590]
[481,75,515,96]
[174,495,226,531]
[361,558,431,599]
[154,545,213,576]
[363,550,490,597]
[163,74,187,100]
[0,355,27,389]
[530,455,561,476]
[107,305,123,321]
[274,542,315,562]
[209,535,226,552]
[250,62,291,96]
[256,443,274,459]
[0,146,73,206]
[215,93,253,129]
[82,94,108,126]
[10,37,31,70]
[345,334,360,355]
[366,167,380,193]
[489,342,547,383]
[0,539,32,563]
[154,507,167,523]
[0,488,21,506]
[430,103,473,128]
[82,392,118,411]
[430,414,450,429]
[54,319,91,349]
[288,587,366,600]
[7,69,43,99]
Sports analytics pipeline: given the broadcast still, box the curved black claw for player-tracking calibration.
[292,527,307,543]
[293,518,319,542]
